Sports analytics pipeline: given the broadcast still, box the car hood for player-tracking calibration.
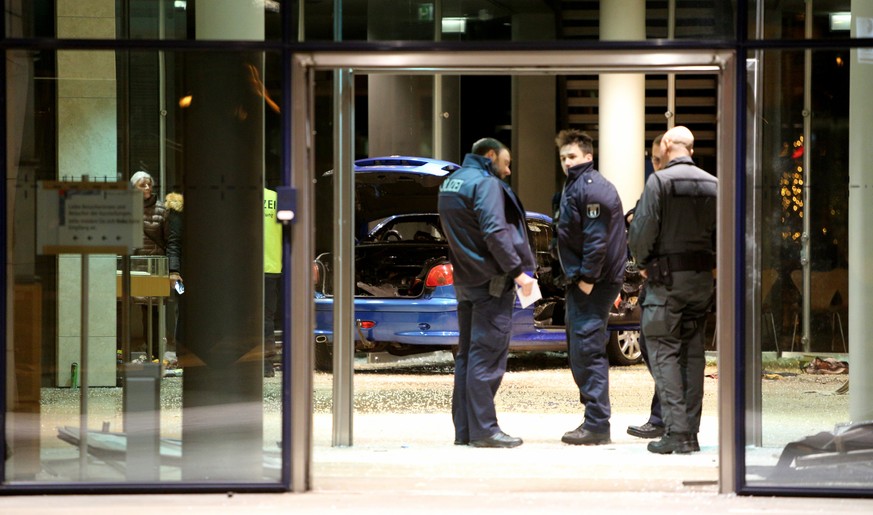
[320,156,460,223]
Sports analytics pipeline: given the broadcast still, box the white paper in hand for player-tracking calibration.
[516,280,542,309]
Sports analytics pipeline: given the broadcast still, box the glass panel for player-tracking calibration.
[5,47,283,486]
[5,0,288,41]
[307,60,725,489]
[749,0,857,40]
[8,1,748,43]
[302,1,736,42]
[743,47,871,490]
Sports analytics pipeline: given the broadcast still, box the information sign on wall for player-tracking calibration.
[37,181,143,255]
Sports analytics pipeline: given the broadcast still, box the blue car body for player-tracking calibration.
[313,157,642,367]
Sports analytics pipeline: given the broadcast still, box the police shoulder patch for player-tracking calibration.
[586,203,601,218]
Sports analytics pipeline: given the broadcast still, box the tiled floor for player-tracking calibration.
[4,357,868,512]
[2,489,873,514]
[3,413,872,513]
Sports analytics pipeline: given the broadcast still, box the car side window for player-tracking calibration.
[384,220,445,242]
[527,220,552,269]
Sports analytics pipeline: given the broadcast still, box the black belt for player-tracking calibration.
[663,252,714,272]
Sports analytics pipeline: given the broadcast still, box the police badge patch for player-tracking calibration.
[586,203,601,218]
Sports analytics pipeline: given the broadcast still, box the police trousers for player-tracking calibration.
[452,281,516,442]
[566,281,622,433]
[641,271,713,435]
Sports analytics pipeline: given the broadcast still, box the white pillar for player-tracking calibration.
[849,2,873,421]
[599,1,646,214]
[55,0,118,387]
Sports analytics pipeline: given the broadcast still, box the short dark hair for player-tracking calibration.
[471,137,506,157]
[555,129,594,155]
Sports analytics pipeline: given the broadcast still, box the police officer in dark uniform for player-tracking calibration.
[554,130,627,445]
[626,134,666,440]
[438,138,537,448]
[628,126,717,454]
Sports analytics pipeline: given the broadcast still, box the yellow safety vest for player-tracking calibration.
[264,188,282,274]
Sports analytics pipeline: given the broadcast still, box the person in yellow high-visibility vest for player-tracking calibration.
[264,188,283,377]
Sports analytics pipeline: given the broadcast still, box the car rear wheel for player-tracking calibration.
[607,329,643,366]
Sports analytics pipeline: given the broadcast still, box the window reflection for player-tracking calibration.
[745,47,861,491]
[752,0,860,40]
[5,46,282,485]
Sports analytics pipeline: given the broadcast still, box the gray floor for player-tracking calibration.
[1,488,873,514]
[4,354,870,512]
[6,410,872,513]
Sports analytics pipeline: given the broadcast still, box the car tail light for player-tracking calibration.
[312,261,325,290]
[358,320,376,329]
[425,263,454,287]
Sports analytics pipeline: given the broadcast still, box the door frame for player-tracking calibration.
[287,49,739,493]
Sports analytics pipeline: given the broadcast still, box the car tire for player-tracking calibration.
[607,329,643,366]
[315,341,333,372]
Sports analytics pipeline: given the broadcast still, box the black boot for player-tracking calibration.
[647,432,695,454]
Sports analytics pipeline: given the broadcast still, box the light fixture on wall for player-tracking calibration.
[829,12,851,31]
[441,17,467,34]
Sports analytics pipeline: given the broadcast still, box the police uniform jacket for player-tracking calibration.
[628,155,717,268]
[556,161,627,286]
[437,153,536,287]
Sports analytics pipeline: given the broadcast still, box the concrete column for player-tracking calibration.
[181,3,265,481]
[848,2,873,421]
[434,75,461,162]
[599,0,646,214]
[513,75,557,216]
[55,0,118,387]
[512,12,557,217]
[367,75,435,157]
[366,3,460,159]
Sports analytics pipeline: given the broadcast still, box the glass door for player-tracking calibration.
[286,49,739,493]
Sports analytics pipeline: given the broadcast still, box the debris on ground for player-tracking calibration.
[802,356,848,375]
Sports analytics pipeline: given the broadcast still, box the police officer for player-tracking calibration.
[626,134,666,440]
[554,129,627,445]
[438,138,537,448]
[628,126,717,454]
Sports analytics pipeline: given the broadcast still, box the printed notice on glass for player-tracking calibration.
[37,181,143,255]
[860,18,873,63]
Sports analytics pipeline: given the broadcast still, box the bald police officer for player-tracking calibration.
[628,126,717,454]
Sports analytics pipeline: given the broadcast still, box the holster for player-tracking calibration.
[647,252,714,288]
[647,258,673,288]
[665,252,715,272]
[489,274,511,297]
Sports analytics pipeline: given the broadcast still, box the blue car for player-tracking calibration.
[313,156,642,370]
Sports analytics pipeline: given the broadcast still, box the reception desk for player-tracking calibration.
[117,256,170,365]
[116,271,170,298]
